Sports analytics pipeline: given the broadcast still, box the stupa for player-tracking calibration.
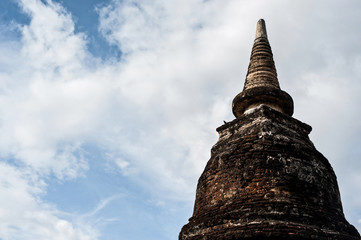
[179,19,360,240]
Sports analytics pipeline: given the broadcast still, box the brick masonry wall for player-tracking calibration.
[179,105,360,240]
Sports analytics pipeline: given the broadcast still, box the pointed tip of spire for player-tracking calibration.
[255,19,267,39]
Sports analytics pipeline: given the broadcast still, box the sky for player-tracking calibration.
[0,0,361,239]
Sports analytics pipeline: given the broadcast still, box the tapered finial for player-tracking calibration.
[232,19,294,118]
[255,19,267,39]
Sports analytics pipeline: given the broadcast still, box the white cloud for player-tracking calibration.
[20,0,88,72]
[0,0,93,178]
[0,0,107,238]
[0,162,98,240]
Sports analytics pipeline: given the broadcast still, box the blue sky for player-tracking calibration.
[1,0,361,239]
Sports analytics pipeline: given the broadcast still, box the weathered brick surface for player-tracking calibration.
[179,105,360,240]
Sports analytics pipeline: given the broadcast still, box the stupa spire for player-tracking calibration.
[179,19,360,240]
[232,19,294,118]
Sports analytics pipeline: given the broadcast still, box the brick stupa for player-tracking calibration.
[179,19,360,240]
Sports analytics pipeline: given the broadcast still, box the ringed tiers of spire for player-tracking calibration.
[232,19,294,118]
